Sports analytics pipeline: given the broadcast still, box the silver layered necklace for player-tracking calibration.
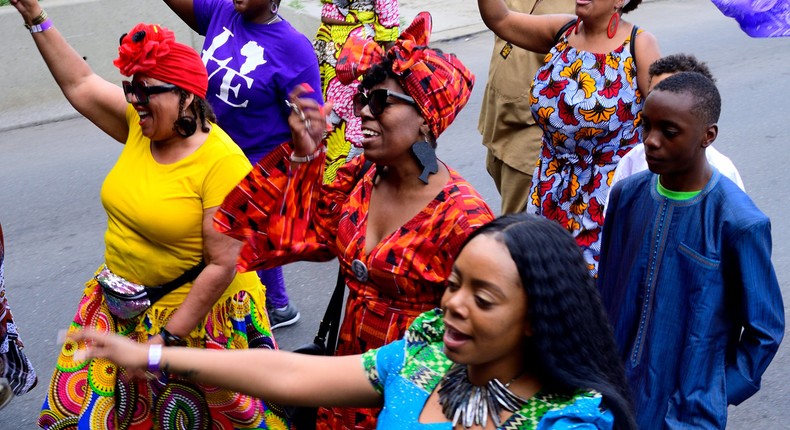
[438,364,528,429]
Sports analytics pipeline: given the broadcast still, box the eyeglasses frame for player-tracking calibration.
[122,80,178,105]
[353,89,416,117]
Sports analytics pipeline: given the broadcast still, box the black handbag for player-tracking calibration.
[293,268,346,357]
[287,268,346,429]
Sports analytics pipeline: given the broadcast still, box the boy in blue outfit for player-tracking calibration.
[598,72,784,428]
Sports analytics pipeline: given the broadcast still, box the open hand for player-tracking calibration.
[287,84,333,157]
[72,330,149,373]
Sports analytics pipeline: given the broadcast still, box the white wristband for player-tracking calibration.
[147,344,163,372]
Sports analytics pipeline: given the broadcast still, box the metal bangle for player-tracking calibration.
[289,147,326,163]
[31,10,48,25]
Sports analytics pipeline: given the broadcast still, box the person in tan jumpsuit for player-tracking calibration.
[478,0,576,214]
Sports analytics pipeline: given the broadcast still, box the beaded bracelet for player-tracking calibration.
[289,147,326,163]
[148,344,163,373]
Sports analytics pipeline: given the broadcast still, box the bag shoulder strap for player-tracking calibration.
[315,158,374,354]
[629,25,640,71]
[554,19,577,45]
[316,269,347,354]
[145,260,206,303]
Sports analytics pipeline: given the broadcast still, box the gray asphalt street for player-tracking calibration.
[2,0,789,427]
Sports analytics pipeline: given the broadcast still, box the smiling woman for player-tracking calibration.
[8,0,284,428]
[160,0,324,330]
[213,11,494,429]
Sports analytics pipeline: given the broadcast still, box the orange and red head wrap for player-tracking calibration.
[113,23,208,99]
[336,12,475,138]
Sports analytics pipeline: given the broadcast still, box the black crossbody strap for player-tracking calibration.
[145,260,206,303]
[314,268,346,353]
[554,19,577,45]
[313,159,374,355]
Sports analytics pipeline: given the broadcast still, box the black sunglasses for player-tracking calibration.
[122,80,178,105]
[353,89,416,117]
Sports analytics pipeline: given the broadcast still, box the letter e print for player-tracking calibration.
[202,27,267,108]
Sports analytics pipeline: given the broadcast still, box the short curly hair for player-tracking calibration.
[653,71,721,125]
[648,54,715,82]
[461,214,637,430]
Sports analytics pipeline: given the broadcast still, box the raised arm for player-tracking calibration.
[162,0,199,32]
[477,0,575,54]
[10,0,129,143]
[74,330,381,407]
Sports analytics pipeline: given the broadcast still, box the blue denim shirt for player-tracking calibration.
[598,170,784,428]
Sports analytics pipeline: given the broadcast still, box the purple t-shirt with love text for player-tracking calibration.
[196,0,322,163]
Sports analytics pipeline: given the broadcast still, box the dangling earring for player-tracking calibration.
[270,1,278,14]
[174,116,197,137]
[607,12,620,39]
[411,138,438,185]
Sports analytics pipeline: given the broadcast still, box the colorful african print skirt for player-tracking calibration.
[38,280,290,429]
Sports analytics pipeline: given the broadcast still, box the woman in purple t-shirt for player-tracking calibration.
[163,0,323,330]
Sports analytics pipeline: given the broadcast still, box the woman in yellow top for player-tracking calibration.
[9,0,284,428]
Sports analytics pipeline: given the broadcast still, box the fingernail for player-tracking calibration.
[301,83,314,92]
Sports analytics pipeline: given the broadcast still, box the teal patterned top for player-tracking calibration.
[362,309,614,429]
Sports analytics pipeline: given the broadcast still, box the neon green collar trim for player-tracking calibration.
[657,177,702,200]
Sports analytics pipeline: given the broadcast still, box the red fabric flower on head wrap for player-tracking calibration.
[336,12,475,138]
[113,23,208,99]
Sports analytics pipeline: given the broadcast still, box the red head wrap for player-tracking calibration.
[113,23,208,99]
[336,12,475,138]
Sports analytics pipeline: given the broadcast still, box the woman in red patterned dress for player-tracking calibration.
[215,13,494,430]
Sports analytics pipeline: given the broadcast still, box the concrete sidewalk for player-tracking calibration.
[0,0,488,132]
